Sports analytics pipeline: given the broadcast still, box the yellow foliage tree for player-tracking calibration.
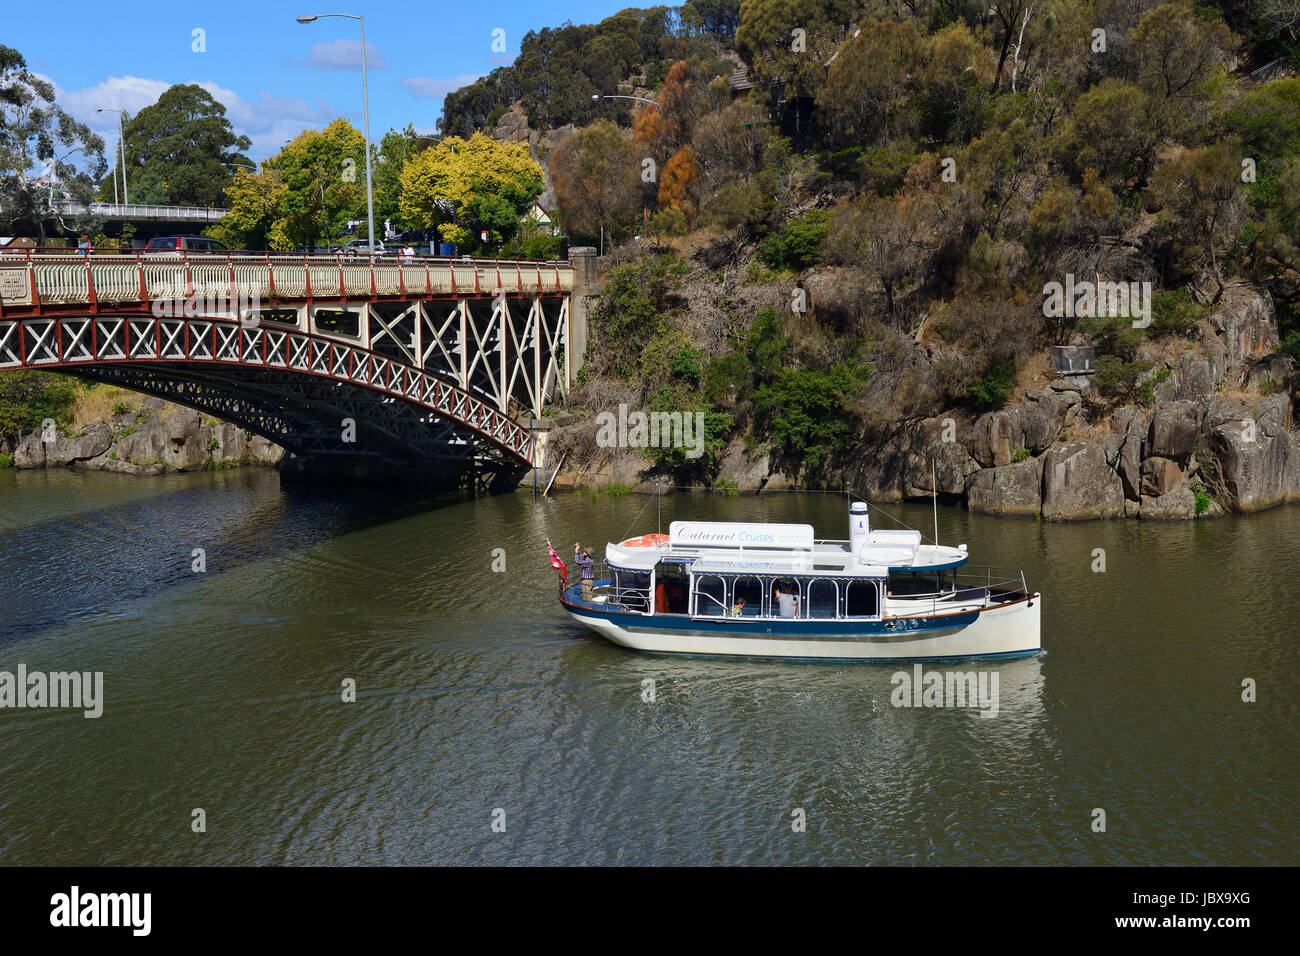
[398,131,543,249]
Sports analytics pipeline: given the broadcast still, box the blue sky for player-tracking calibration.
[7,0,634,162]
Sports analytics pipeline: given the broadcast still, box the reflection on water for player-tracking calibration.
[0,469,1294,865]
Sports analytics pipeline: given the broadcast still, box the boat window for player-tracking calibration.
[845,580,879,618]
[730,576,763,617]
[611,570,652,612]
[693,575,728,617]
[654,562,690,614]
[772,577,801,618]
[888,571,941,597]
[806,579,839,619]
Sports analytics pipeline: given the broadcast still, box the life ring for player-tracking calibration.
[623,533,670,547]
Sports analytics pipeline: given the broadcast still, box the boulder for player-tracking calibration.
[1201,414,1291,513]
[1207,286,1279,376]
[1019,390,1071,454]
[66,423,112,462]
[966,458,1042,517]
[970,407,1022,468]
[1104,406,1147,501]
[1147,401,1200,462]
[900,419,980,497]
[165,407,201,444]
[1286,432,1300,503]
[112,423,168,469]
[1139,484,1197,520]
[13,430,58,467]
[1041,442,1125,520]
[1246,353,1296,395]
[1140,456,1185,497]
[1204,392,1290,431]
[1156,350,1214,402]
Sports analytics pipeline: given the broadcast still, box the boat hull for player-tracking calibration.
[561,592,1041,662]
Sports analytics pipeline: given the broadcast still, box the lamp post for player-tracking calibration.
[223,161,257,173]
[96,108,129,205]
[591,95,662,255]
[591,94,660,108]
[297,13,376,256]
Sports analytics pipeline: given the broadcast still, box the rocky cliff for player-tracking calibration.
[548,283,1300,521]
[13,396,283,476]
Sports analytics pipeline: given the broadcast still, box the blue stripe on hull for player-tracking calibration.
[560,588,980,637]
[618,647,1043,665]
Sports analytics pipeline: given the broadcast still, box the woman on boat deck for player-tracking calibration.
[731,596,746,616]
[574,544,595,602]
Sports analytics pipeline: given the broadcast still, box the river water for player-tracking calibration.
[0,466,1294,865]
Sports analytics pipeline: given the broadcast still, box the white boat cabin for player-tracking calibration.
[599,504,1000,622]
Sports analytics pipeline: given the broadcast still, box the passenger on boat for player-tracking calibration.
[776,585,799,618]
[573,544,595,602]
[731,597,746,616]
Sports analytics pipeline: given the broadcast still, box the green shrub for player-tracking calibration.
[668,347,703,385]
[1094,356,1155,401]
[1011,447,1031,462]
[1151,288,1208,335]
[0,452,13,468]
[753,363,866,476]
[969,359,1016,411]
[757,209,830,272]
[0,371,78,447]
[1192,484,1211,516]
[711,476,739,496]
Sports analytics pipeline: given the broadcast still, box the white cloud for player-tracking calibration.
[290,39,388,71]
[36,74,168,134]
[401,73,484,101]
[47,74,341,161]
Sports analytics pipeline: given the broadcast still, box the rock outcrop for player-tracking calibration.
[14,397,283,476]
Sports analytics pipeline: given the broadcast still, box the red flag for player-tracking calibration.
[547,541,567,581]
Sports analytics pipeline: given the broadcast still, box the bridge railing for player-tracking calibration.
[49,200,228,221]
[0,250,575,313]
[50,200,229,221]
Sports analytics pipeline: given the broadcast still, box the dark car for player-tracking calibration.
[144,235,230,256]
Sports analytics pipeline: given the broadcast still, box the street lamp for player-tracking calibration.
[222,162,257,174]
[592,94,660,108]
[595,94,665,254]
[96,108,129,205]
[298,13,376,256]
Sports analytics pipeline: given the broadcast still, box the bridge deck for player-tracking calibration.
[0,251,574,313]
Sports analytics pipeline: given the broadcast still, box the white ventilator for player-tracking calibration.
[849,501,870,552]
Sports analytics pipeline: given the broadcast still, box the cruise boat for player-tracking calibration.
[556,502,1041,661]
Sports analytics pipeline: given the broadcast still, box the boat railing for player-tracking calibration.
[585,561,653,613]
[887,565,1029,619]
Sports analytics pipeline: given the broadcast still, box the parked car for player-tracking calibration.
[331,239,387,258]
[144,235,230,256]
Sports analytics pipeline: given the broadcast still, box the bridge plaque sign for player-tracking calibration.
[0,267,32,305]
